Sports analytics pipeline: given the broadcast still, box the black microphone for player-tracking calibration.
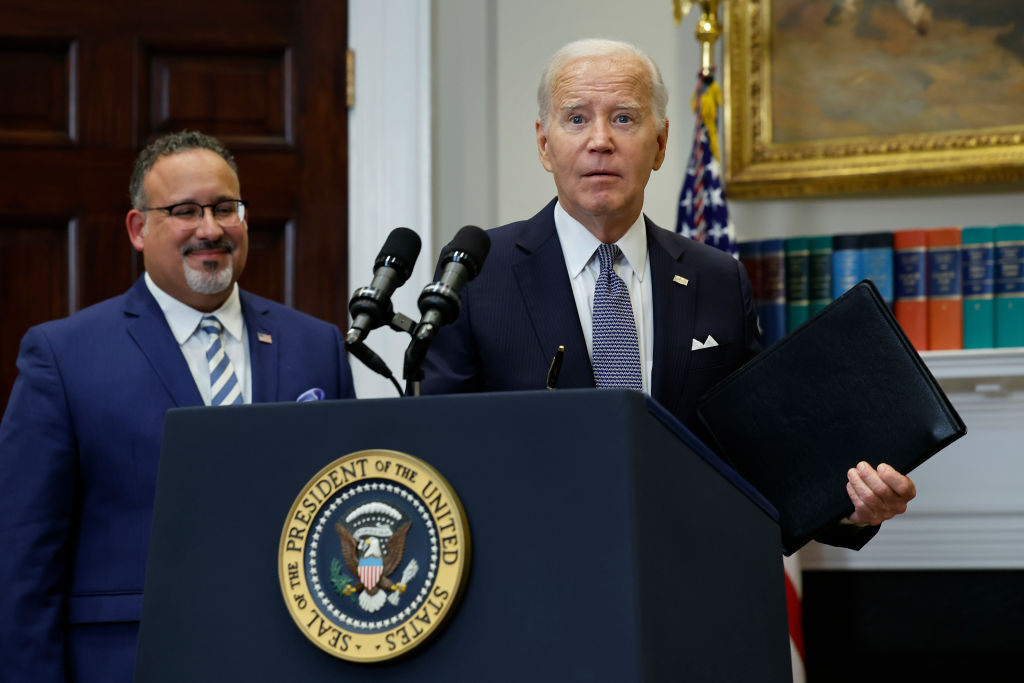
[346,227,421,344]
[413,225,490,342]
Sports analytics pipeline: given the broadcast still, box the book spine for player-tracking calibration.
[995,224,1024,348]
[785,237,810,332]
[961,226,995,349]
[860,232,894,307]
[831,234,862,299]
[738,238,763,312]
[808,235,833,317]
[893,229,928,351]
[926,227,963,350]
[760,238,787,348]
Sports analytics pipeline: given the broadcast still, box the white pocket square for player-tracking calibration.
[691,335,719,351]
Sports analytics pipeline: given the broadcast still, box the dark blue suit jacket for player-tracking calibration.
[0,277,355,682]
[422,199,876,550]
[421,198,761,438]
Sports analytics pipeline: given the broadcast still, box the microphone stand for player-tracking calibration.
[344,311,420,398]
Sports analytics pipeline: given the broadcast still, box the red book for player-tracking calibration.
[926,227,963,350]
[893,229,928,350]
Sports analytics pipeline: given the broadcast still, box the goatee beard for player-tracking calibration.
[181,239,235,294]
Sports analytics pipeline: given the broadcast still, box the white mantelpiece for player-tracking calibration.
[801,348,1024,570]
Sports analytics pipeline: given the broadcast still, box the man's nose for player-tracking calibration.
[588,120,614,152]
[194,208,224,240]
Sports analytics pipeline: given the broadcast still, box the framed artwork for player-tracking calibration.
[723,0,1024,198]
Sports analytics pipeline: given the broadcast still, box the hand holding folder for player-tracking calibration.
[845,461,917,527]
[697,280,965,554]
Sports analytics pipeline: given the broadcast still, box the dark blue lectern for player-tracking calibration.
[135,389,791,682]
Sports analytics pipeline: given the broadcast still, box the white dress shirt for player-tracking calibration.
[144,272,252,404]
[553,202,654,393]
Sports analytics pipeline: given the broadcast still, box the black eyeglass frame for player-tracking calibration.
[140,199,249,224]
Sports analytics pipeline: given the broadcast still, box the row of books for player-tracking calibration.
[738,225,1024,351]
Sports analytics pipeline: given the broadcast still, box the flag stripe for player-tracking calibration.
[784,567,805,663]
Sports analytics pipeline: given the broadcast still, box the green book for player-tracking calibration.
[995,224,1024,348]
[784,237,810,332]
[807,235,833,317]
[961,226,995,349]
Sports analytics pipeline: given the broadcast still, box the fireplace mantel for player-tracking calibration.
[801,348,1024,570]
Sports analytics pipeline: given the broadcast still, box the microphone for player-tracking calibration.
[402,226,490,389]
[413,225,491,342]
[346,227,422,345]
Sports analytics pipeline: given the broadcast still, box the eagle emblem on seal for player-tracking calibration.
[335,501,419,613]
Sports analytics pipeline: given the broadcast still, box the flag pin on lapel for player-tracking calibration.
[257,332,273,344]
[673,275,689,286]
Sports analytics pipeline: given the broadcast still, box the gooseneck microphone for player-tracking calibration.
[404,226,490,389]
[413,225,491,343]
[346,227,422,345]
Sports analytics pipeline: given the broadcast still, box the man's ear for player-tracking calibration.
[126,210,146,252]
[536,119,554,173]
[652,118,669,171]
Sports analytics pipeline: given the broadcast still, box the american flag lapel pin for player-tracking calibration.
[673,275,689,286]
[257,331,273,344]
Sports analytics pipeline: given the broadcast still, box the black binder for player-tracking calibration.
[697,279,966,555]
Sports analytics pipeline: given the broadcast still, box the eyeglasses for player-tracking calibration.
[141,199,248,227]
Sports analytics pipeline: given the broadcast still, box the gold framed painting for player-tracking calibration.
[723,0,1024,198]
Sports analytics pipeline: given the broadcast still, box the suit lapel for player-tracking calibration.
[242,292,279,403]
[123,278,203,407]
[647,220,697,409]
[511,201,593,388]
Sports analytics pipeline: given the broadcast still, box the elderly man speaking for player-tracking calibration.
[421,38,915,547]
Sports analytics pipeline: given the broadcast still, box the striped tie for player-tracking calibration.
[201,315,243,405]
[591,243,642,390]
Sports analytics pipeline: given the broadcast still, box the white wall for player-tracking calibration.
[434,0,1022,247]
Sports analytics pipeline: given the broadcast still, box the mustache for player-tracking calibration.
[181,239,235,257]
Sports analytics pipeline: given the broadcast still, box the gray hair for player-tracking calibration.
[129,130,238,209]
[537,38,668,133]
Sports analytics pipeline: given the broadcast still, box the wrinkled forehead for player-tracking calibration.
[550,55,653,110]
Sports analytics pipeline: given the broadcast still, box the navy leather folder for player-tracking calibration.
[697,279,966,554]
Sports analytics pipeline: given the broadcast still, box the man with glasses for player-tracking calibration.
[0,130,354,682]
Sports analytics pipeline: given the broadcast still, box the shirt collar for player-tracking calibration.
[144,272,244,345]
[553,201,648,280]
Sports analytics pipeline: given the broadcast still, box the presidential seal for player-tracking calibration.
[278,449,470,663]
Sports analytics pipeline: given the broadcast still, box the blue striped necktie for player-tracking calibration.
[591,243,642,390]
[201,315,243,405]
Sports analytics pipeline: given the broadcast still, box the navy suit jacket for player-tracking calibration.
[421,198,761,439]
[422,199,876,549]
[0,277,355,682]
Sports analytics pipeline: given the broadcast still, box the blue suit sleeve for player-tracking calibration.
[0,326,76,681]
[420,279,484,395]
[333,324,356,399]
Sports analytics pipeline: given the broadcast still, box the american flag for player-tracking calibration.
[675,79,737,257]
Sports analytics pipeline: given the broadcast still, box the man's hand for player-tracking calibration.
[845,461,917,527]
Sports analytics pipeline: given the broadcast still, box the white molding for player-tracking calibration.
[348,0,434,399]
[922,347,1024,381]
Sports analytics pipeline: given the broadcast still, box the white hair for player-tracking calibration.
[537,38,668,133]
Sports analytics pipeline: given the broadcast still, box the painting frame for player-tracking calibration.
[723,0,1024,199]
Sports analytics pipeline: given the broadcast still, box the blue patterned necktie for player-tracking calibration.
[591,243,642,390]
[201,315,243,405]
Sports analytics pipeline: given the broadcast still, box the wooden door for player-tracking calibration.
[0,0,349,414]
